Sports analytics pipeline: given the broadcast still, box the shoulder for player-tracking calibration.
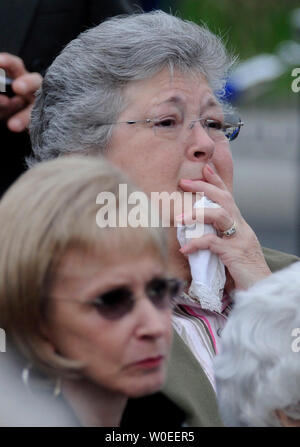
[162,331,223,427]
[262,247,299,273]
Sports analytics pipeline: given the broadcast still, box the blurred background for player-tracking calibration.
[144,0,300,256]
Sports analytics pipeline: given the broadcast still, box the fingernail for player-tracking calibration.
[205,165,215,175]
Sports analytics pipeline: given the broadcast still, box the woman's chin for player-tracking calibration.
[124,371,167,398]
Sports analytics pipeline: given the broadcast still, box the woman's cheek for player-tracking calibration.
[214,146,234,190]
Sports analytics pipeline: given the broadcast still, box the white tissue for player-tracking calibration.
[177,196,226,313]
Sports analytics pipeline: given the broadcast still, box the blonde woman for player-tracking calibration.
[0,156,180,427]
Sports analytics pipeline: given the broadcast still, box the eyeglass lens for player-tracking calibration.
[92,277,182,320]
[150,113,241,142]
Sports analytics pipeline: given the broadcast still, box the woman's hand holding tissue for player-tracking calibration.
[178,164,271,291]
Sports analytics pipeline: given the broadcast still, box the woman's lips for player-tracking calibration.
[130,355,165,369]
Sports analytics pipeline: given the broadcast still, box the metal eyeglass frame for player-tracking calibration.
[103,116,244,142]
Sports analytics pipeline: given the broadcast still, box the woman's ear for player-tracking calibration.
[276,409,300,427]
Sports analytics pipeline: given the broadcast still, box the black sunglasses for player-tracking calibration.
[90,277,183,320]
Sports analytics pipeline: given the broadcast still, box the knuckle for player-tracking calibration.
[33,72,43,81]
[206,233,216,244]
[222,190,232,202]
[217,207,229,221]
[8,54,24,68]
[28,72,40,81]
[0,52,11,59]
[15,56,24,67]
[190,240,200,250]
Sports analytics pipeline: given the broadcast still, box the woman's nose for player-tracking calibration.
[185,121,215,162]
[134,298,170,340]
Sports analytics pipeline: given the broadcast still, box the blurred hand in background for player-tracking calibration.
[0,52,42,132]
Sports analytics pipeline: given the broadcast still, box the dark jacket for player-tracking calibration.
[0,0,139,195]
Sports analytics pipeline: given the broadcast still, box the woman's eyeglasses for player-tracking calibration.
[54,277,183,320]
[103,112,244,142]
[91,277,182,319]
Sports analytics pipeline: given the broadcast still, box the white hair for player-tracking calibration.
[29,10,234,166]
[214,261,300,427]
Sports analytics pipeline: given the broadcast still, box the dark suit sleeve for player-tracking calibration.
[87,0,142,26]
[0,0,141,196]
[19,0,142,74]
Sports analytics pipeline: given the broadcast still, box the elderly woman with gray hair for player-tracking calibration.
[214,261,300,427]
[28,11,298,425]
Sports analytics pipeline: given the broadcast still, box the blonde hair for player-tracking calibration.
[0,156,167,377]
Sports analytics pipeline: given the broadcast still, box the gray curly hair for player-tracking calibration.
[29,10,233,165]
[214,261,300,427]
